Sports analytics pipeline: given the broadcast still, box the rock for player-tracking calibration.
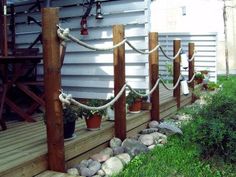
[122,138,149,157]
[157,138,167,144]
[67,168,79,175]
[109,137,122,148]
[148,144,156,150]
[112,146,125,155]
[97,169,105,176]
[101,157,124,176]
[80,159,89,168]
[140,128,159,134]
[100,147,113,157]
[150,132,167,144]
[157,122,183,135]
[92,175,101,177]
[91,153,110,163]
[88,161,101,174]
[148,120,159,128]
[116,153,131,165]
[138,134,154,146]
[80,167,94,177]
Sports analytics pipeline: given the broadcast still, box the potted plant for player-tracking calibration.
[206,81,220,91]
[126,90,144,113]
[194,72,204,84]
[78,99,107,130]
[63,105,78,140]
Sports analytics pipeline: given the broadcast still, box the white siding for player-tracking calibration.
[14,0,151,99]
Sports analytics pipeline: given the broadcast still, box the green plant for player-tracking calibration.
[207,81,220,90]
[78,99,107,119]
[126,90,144,107]
[195,72,204,79]
[63,105,79,124]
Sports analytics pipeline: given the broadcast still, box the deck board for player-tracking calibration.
[0,87,192,177]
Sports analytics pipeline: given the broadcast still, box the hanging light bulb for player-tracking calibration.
[181,51,188,70]
[181,76,189,96]
[80,17,88,35]
[96,1,103,19]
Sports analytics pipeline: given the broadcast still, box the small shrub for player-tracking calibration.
[184,91,236,163]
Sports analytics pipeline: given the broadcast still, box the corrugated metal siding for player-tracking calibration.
[14,0,150,99]
[158,33,217,82]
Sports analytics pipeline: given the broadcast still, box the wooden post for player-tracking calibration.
[42,8,65,172]
[0,0,8,56]
[188,43,195,103]
[173,39,181,109]
[149,32,160,121]
[113,25,126,140]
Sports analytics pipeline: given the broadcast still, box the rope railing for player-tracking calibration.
[57,26,183,60]
[159,46,182,60]
[188,51,196,62]
[160,75,182,90]
[187,73,196,83]
[57,27,127,51]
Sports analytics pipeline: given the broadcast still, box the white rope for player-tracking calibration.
[59,84,127,110]
[57,27,127,51]
[188,51,196,62]
[125,40,160,54]
[187,73,196,83]
[160,75,182,90]
[159,46,182,60]
[126,78,161,97]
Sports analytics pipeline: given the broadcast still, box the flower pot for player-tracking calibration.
[85,113,102,130]
[64,121,76,139]
[129,100,142,113]
[195,78,203,84]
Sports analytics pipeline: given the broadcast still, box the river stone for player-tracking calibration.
[109,137,122,148]
[116,153,131,165]
[148,120,159,128]
[138,134,154,146]
[100,147,113,157]
[101,157,124,176]
[148,144,156,150]
[91,153,110,162]
[140,128,159,134]
[80,159,89,168]
[67,168,79,175]
[113,146,125,155]
[157,122,183,135]
[122,138,149,157]
[88,161,101,174]
[97,169,105,176]
[92,175,101,177]
[80,167,94,177]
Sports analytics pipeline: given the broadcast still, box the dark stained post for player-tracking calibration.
[0,0,8,56]
[42,8,65,172]
[173,39,181,109]
[113,25,126,140]
[188,43,195,103]
[149,32,160,121]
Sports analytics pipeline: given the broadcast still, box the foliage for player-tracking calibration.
[207,81,220,90]
[62,106,79,124]
[126,90,145,106]
[195,72,204,79]
[183,76,236,163]
[78,99,107,119]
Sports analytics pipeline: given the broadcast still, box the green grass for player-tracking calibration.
[115,76,236,177]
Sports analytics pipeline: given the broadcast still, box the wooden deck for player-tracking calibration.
[0,88,192,177]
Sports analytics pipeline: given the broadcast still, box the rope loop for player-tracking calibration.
[159,46,182,60]
[160,75,182,90]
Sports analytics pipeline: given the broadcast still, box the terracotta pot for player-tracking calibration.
[64,121,76,139]
[85,113,102,130]
[129,100,142,113]
[195,78,203,84]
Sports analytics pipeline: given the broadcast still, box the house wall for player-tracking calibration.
[151,0,236,75]
[14,0,151,99]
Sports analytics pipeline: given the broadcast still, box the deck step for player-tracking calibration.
[35,170,76,177]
